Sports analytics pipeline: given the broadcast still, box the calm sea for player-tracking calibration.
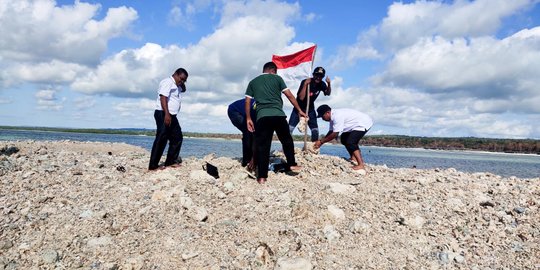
[1,129,538,179]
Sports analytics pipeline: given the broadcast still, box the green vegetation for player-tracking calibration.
[1,126,538,154]
[360,135,539,154]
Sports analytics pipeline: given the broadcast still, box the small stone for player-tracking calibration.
[4,260,18,270]
[479,201,495,207]
[217,191,227,199]
[79,209,94,219]
[274,257,312,270]
[349,220,370,234]
[323,225,341,241]
[151,190,170,201]
[189,170,215,182]
[188,207,208,222]
[0,240,13,250]
[404,216,425,229]
[22,171,34,179]
[181,251,199,261]
[122,257,144,270]
[41,249,59,264]
[180,196,194,209]
[454,255,465,263]
[327,205,345,221]
[87,236,112,248]
[18,242,30,251]
[327,183,356,194]
[254,243,273,266]
[513,207,526,214]
[437,252,449,264]
[104,262,119,270]
[224,181,235,193]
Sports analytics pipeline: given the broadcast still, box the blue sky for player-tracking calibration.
[1,0,539,139]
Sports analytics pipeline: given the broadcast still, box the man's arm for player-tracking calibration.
[179,81,187,93]
[160,95,171,126]
[283,89,307,118]
[297,79,310,101]
[245,96,255,132]
[324,77,331,96]
[314,130,338,149]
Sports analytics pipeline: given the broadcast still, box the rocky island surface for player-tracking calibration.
[0,141,538,269]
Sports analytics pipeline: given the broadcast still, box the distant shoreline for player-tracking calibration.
[1,126,538,155]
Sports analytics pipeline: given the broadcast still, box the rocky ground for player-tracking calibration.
[0,141,538,270]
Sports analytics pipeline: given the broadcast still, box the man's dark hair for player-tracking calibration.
[263,62,277,72]
[173,68,188,77]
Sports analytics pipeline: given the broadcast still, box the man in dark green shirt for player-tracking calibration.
[245,62,307,184]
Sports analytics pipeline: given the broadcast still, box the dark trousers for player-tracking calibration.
[148,110,183,170]
[256,116,297,178]
[288,109,319,141]
[228,109,254,166]
[340,130,368,156]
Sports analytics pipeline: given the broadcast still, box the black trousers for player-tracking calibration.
[289,109,319,141]
[148,110,183,170]
[255,116,297,178]
[228,109,254,166]
[340,130,368,156]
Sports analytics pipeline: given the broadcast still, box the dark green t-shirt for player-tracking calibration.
[245,73,288,121]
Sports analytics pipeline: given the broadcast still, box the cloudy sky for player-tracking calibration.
[1,0,539,139]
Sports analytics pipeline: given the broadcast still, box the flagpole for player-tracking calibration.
[303,45,317,152]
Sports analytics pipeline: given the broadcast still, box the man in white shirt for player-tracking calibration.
[148,68,188,170]
[314,104,373,174]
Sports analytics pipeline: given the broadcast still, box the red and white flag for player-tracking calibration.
[272,45,316,87]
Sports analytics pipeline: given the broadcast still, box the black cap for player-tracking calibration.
[313,66,325,76]
[316,104,331,118]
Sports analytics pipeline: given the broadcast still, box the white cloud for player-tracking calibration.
[324,0,540,138]
[374,27,540,107]
[333,0,536,66]
[71,1,300,100]
[8,60,89,85]
[74,96,96,110]
[379,0,534,52]
[168,4,196,31]
[0,0,138,66]
[113,98,155,118]
[35,89,64,111]
[35,90,56,101]
[318,81,538,139]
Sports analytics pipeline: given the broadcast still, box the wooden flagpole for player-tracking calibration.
[303,46,317,151]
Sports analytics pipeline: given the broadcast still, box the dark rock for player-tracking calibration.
[480,201,495,207]
[116,166,126,173]
[0,146,19,156]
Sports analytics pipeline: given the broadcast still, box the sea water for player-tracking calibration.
[1,129,538,178]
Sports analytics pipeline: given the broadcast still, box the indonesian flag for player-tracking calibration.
[272,45,316,87]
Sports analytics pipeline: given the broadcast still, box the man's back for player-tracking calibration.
[331,108,373,133]
[246,73,287,121]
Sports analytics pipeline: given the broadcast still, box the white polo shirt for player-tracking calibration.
[155,76,181,115]
[329,108,373,133]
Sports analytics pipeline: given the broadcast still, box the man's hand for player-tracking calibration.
[325,76,331,84]
[247,119,255,132]
[164,113,172,126]
[298,110,308,118]
[179,82,186,93]
[305,78,312,84]
[314,140,322,149]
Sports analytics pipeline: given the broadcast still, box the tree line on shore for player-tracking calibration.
[2,126,539,155]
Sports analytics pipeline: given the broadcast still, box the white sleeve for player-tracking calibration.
[157,79,172,97]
